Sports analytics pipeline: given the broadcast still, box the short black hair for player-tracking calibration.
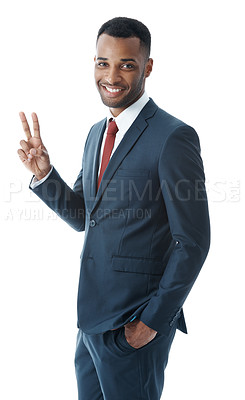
[97,17,151,58]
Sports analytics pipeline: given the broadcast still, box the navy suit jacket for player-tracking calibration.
[31,98,210,337]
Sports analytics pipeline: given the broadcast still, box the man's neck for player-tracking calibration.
[109,91,146,117]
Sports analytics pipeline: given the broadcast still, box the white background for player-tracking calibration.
[0,0,244,399]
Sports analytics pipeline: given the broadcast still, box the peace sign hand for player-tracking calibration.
[17,112,51,180]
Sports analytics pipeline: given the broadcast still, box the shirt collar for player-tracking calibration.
[106,92,149,131]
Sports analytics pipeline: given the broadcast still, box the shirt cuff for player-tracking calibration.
[30,165,53,189]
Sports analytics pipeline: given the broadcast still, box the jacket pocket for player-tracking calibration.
[112,255,164,276]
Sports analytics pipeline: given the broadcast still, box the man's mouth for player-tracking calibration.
[105,87,122,93]
[100,84,125,95]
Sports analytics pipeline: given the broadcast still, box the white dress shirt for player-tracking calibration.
[30,92,149,189]
[98,92,149,167]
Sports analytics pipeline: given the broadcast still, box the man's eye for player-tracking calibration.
[121,64,135,69]
[97,62,108,67]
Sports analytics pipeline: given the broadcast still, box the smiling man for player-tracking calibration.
[18,17,210,400]
[95,33,153,114]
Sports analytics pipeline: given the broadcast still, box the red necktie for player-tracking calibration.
[97,119,118,191]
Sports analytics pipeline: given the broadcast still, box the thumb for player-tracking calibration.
[30,147,48,159]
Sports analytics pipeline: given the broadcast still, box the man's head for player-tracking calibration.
[95,17,153,116]
[97,17,151,59]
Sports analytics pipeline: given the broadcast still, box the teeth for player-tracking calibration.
[105,86,122,93]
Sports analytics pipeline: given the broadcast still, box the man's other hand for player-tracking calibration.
[124,319,157,349]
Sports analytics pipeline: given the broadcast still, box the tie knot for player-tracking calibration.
[107,119,118,136]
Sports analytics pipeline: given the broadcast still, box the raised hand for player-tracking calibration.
[17,112,51,180]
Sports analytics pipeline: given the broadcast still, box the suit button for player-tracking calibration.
[89,219,96,227]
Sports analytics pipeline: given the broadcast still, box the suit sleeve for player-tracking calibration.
[139,125,210,336]
[30,166,85,232]
[29,125,97,231]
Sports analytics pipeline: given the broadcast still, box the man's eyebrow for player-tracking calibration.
[120,58,137,62]
[96,57,137,62]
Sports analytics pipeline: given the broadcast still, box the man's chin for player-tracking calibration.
[100,97,123,109]
[100,93,135,111]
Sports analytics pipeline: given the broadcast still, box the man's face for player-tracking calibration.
[94,34,153,116]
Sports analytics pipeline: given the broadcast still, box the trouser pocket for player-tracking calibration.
[114,327,137,353]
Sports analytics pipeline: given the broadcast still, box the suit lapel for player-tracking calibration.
[91,99,158,213]
[90,118,107,199]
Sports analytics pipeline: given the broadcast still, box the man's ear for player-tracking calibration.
[145,58,153,78]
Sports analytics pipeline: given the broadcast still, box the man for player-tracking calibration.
[17,17,210,400]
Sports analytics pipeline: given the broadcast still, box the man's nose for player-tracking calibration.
[105,66,122,85]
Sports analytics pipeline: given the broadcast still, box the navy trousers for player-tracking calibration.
[74,324,177,400]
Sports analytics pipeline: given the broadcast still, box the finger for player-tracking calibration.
[17,149,28,163]
[30,147,48,160]
[19,139,31,155]
[31,112,41,138]
[19,112,32,140]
